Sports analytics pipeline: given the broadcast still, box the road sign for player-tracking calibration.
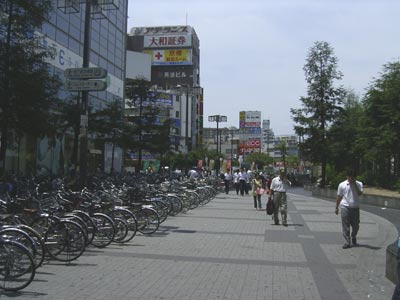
[65,79,107,92]
[64,67,107,79]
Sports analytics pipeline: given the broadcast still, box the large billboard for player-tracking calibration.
[245,111,261,122]
[239,111,261,128]
[131,91,173,107]
[144,49,192,66]
[239,139,262,148]
[144,35,192,48]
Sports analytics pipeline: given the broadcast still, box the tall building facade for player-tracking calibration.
[203,127,239,159]
[32,1,128,175]
[126,26,203,152]
[262,119,274,155]
[272,135,299,158]
[127,26,200,88]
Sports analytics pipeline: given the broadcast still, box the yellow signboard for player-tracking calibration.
[145,49,192,65]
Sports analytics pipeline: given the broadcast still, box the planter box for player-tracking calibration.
[386,242,400,285]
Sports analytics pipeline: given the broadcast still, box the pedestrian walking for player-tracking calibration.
[233,169,240,195]
[265,173,273,195]
[224,169,232,194]
[238,168,247,196]
[259,172,266,189]
[270,169,291,226]
[245,169,251,195]
[335,170,363,249]
[252,174,264,210]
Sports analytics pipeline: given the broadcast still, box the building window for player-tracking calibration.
[175,111,179,118]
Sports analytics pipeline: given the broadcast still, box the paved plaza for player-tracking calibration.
[4,191,398,300]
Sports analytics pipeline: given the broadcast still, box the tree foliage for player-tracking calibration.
[245,152,273,170]
[0,0,61,171]
[124,78,175,171]
[291,41,345,186]
[326,90,364,173]
[359,61,400,186]
[320,61,400,189]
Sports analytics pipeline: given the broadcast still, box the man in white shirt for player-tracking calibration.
[223,169,232,194]
[270,169,291,226]
[233,170,240,195]
[335,170,363,249]
[238,168,247,196]
[188,169,198,181]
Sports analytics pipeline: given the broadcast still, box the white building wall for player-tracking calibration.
[126,51,151,80]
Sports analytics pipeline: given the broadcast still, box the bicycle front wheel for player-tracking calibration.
[0,240,36,291]
[110,208,137,243]
[91,213,115,248]
[137,208,160,235]
[45,220,86,262]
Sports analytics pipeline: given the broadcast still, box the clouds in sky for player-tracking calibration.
[127,0,400,135]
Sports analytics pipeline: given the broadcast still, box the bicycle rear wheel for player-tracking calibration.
[112,217,129,243]
[137,208,160,235]
[165,195,183,216]
[110,208,137,243]
[45,219,86,262]
[0,240,36,291]
[0,226,44,270]
[149,200,169,223]
[71,210,96,246]
[91,213,115,248]
[14,225,45,269]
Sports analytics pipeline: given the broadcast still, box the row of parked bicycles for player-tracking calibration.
[0,174,221,292]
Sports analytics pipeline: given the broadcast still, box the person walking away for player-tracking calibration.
[270,170,291,226]
[233,169,240,195]
[335,170,363,249]
[265,174,273,195]
[259,172,266,189]
[245,169,251,195]
[224,169,232,194]
[188,168,199,182]
[252,174,263,210]
[238,168,247,196]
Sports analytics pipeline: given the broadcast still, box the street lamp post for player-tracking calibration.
[79,1,91,186]
[208,115,227,175]
[230,129,235,176]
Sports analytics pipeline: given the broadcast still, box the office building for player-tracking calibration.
[262,119,274,155]
[30,1,128,174]
[127,26,203,151]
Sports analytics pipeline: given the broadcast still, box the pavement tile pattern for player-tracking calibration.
[5,191,397,300]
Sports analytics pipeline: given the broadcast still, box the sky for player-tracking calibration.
[127,0,400,135]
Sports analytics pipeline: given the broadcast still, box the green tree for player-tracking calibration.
[360,61,400,187]
[0,0,61,173]
[245,152,273,170]
[326,90,364,176]
[90,100,124,173]
[125,78,175,172]
[291,41,345,186]
[275,142,288,172]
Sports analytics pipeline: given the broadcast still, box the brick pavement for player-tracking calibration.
[4,190,397,300]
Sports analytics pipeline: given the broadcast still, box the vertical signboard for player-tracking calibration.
[239,111,262,159]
